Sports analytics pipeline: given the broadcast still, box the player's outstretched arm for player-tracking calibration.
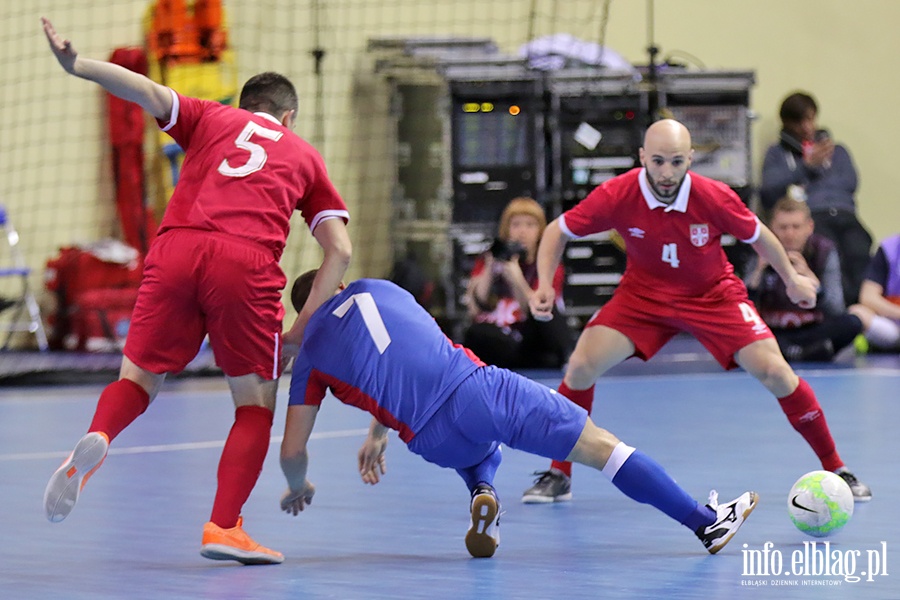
[41,17,172,121]
[358,419,388,485]
[284,218,352,348]
[280,405,319,515]
[530,219,569,321]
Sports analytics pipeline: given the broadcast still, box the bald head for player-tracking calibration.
[643,119,692,154]
[639,119,694,203]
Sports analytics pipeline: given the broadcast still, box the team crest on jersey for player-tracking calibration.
[690,224,710,247]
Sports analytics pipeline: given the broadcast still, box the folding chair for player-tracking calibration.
[0,204,49,351]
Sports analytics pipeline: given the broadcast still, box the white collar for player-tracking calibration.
[639,168,692,213]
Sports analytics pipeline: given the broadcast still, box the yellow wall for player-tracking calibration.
[600,0,900,239]
[2,1,898,346]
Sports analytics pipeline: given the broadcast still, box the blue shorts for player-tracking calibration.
[407,366,588,469]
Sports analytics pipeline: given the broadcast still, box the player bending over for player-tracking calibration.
[523,119,871,505]
[278,271,759,558]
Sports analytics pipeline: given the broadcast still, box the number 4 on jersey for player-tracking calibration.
[332,293,392,354]
[662,243,680,268]
[738,302,767,333]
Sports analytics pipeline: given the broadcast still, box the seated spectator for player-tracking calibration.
[463,197,574,369]
[745,197,864,361]
[856,234,900,351]
[760,91,873,304]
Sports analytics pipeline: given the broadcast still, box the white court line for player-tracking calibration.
[0,427,369,462]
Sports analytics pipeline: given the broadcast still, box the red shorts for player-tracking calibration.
[587,275,773,370]
[124,229,286,379]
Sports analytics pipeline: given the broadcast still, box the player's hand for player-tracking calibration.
[357,434,388,485]
[279,352,295,373]
[786,251,820,287]
[786,273,818,309]
[41,18,78,74]
[529,284,555,322]
[281,336,300,368]
[281,481,316,516]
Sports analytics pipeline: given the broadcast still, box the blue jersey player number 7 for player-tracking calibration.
[278,275,759,559]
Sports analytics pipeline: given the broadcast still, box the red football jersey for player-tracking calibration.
[561,168,759,297]
[156,91,349,259]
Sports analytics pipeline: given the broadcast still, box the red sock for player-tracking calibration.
[777,378,843,471]
[550,382,595,477]
[209,405,274,529]
[88,379,150,442]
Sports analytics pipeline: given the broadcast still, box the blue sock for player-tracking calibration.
[456,444,502,493]
[607,448,714,530]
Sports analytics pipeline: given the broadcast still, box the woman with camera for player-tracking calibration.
[463,197,574,369]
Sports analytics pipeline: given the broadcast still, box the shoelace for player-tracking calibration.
[531,470,556,484]
[838,471,859,485]
[706,489,719,509]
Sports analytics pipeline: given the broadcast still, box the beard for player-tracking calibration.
[646,171,683,203]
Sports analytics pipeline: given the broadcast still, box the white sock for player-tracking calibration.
[601,442,636,480]
[865,315,900,349]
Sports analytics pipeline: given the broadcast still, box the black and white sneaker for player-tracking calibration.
[695,490,759,554]
[466,484,501,558]
[835,468,872,502]
[521,469,572,504]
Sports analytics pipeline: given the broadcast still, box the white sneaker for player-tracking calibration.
[44,432,109,522]
[835,468,872,502]
[695,490,759,554]
[465,484,501,558]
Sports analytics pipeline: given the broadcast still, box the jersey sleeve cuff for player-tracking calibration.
[558,215,578,239]
[310,210,350,233]
[740,217,762,244]
[158,88,180,132]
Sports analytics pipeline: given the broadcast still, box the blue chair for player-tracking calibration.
[0,204,49,351]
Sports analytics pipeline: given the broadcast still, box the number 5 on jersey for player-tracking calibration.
[332,293,392,354]
[218,121,284,178]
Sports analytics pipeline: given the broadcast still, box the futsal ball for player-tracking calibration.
[787,470,854,537]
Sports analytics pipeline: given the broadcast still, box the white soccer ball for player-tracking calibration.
[787,470,854,537]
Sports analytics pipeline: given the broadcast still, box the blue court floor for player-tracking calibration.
[1,353,897,599]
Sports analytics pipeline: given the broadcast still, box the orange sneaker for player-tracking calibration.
[200,517,284,565]
[44,431,109,523]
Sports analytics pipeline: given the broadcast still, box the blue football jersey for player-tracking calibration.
[288,280,482,441]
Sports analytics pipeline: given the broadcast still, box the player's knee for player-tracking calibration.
[565,350,601,388]
[567,419,619,470]
[227,373,277,408]
[755,356,796,392]
[119,358,165,399]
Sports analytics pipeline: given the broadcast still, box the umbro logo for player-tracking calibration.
[799,410,821,423]
[791,495,816,513]
[628,227,645,238]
